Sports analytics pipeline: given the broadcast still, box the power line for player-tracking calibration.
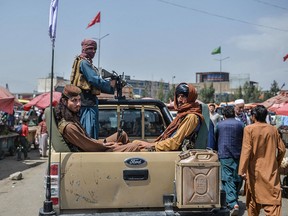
[157,0,288,32]
[252,0,288,11]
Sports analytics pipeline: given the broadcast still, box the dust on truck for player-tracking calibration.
[40,98,229,216]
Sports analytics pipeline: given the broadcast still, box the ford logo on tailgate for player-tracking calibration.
[124,157,147,167]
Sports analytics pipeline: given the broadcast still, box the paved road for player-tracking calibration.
[0,149,47,216]
[0,149,287,216]
[237,185,288,216]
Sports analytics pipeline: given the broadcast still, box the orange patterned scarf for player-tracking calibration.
[155,83,203,141]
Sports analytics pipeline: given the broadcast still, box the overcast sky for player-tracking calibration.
[1,0,288,93]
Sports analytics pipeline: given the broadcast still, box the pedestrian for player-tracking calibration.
[54,84,139,152]
[36,114,48,157]
[238,105,286,216]
[215,105,244,215]
[234,99,251,126]
[133,82,203,151]
[208,103,221,127]
[7,110,15,129]
[17,118,29,160]
[70,38,116,139]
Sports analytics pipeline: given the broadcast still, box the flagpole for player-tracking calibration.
[93,33,110,77]
[39,0,58,215]
[39,40,57,216]
[98,22,101,73]
[214,56,229,103]
[214,56,230,72]
[86,11,101,73]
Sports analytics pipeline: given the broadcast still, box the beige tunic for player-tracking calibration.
[155,114,199,151]
[238,122,286,205]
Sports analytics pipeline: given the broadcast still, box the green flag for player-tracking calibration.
[211,46,221,55]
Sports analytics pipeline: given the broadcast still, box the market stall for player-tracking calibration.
[0,125,18,159]
[261,91,288,147]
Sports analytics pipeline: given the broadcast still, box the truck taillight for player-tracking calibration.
[48,163,60,206]
[51,197,59,205]
[50,163,59,175]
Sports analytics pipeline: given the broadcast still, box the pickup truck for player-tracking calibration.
[40,98,229,216]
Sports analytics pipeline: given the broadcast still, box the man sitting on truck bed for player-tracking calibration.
[134,83,203,151]
[54,84,140,152]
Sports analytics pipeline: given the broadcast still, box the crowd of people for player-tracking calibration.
[52,38,286,216]
[208,99,286,216]
[2,37,285,215]
[0,107,49,160]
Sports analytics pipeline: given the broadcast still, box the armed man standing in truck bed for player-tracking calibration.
[70,38,116,139]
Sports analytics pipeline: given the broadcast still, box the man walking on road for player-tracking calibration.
[239,105,286,216]
[215,106,244,215]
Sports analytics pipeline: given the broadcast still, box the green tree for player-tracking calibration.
[262,80,280,101]
[270,80,280,96]
[234,86,243,100]
[242,81,261,103]
[166,84,175,103]
[198,83,215,103]
[157,81,165,101]
[142,85,149,98]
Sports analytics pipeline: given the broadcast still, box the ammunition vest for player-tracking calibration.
[70,56,101,95]
[58,118,82,152]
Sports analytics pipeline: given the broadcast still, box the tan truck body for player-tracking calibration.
[43,100,229,215]
[51,152,178,210]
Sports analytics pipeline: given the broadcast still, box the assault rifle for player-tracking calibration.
[102,69,126,100]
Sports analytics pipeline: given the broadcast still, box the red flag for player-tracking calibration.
[283,54,288,62]
[86,12,101,29]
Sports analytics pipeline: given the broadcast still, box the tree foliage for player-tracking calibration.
[234,81,262,103]
[270,80,281,96]
[166,84,175,103]
[198,83,215,103]
[157,81,165,101]
[142,86,149,98]
[234,86,243,100]
[262,80,281,101]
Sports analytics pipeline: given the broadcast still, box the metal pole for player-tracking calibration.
[220,59,222,72]
[214,56,229,103]
[172,76,175,85]
[98,38,101,70]
[39,39,56,216]
[215,56,229,72]
[93,33,109,73]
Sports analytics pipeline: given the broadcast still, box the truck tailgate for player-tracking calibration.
[56,152,179,210]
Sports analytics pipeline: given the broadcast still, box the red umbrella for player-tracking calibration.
[0,86,21,114]
[23,91,62,111]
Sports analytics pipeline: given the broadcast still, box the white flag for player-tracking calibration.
[49,0,59,40]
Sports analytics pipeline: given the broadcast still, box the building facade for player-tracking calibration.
[22,71,256,101]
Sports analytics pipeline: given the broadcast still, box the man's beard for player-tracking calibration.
[63,106,81,124]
